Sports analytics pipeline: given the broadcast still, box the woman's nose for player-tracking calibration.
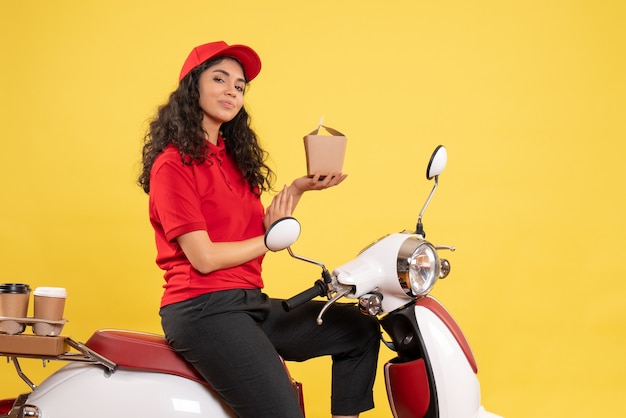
[225,84,237,97]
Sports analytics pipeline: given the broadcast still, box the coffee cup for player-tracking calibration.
[33,287,67,321]
[0,283,31,318]
[0,283,31,335]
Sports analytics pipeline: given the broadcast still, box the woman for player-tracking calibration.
[138,41,380,418]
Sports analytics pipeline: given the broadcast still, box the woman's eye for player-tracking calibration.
[213,77,224,83]
[235,85,244,92]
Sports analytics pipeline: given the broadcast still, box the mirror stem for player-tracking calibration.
[415,176,439,237]
[287,247,332,284]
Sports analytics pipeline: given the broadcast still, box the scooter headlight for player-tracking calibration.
[397,237,440,297]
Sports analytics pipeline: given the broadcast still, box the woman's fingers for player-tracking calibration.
[310,172,347,190]
[265,186,294,228]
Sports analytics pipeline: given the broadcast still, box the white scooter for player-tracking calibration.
[277,145,501,417]
[0,145,501,418]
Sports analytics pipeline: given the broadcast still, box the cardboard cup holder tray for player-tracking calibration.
[0,316,68,337]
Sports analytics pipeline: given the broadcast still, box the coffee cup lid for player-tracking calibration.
[0,283,31,294]
[34,287,67,298]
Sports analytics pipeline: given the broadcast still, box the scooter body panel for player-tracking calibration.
[334,233,417,313]
[415,303,482,417]
[381,294,503,418]
[25,362,234,418]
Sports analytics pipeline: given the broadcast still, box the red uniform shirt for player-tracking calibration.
[149,137,265,307]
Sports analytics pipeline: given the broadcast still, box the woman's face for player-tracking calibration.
[198,58,246,137]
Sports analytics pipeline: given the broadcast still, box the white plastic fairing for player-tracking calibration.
[333,233,414,313]
[25,362,235,417]
[415,304,479,417]
[414,304,502,417]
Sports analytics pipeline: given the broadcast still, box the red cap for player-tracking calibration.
[179,41,262,82]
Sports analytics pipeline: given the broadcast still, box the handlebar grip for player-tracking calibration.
[282,280,327,312]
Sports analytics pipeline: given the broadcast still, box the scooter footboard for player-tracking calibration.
[384,357,430,418]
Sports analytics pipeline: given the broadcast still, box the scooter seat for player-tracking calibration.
[85,329,207,386]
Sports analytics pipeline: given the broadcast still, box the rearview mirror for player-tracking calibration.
[264,217,301,252]
[426,145,447,180]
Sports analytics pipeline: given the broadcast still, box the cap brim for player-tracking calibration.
[216,44,262,82]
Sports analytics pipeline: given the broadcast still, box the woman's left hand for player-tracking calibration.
[282,172,347,215]
[291,172,348,195]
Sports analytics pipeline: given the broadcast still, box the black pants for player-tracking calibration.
[160,288,380,418]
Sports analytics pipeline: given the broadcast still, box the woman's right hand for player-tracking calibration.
[264,185,294,230]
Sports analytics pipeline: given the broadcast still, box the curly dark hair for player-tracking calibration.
[137,57,274,196]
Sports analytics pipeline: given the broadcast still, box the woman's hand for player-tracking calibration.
[291,172,347,195]
[264,185,294,230]
[288,172,347,208]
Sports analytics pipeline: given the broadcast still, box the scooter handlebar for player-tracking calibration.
[282,280,327,312]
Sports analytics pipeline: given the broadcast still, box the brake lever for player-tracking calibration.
[316,285,353,325]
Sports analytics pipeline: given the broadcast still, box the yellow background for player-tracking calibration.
[1,1,625,417]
